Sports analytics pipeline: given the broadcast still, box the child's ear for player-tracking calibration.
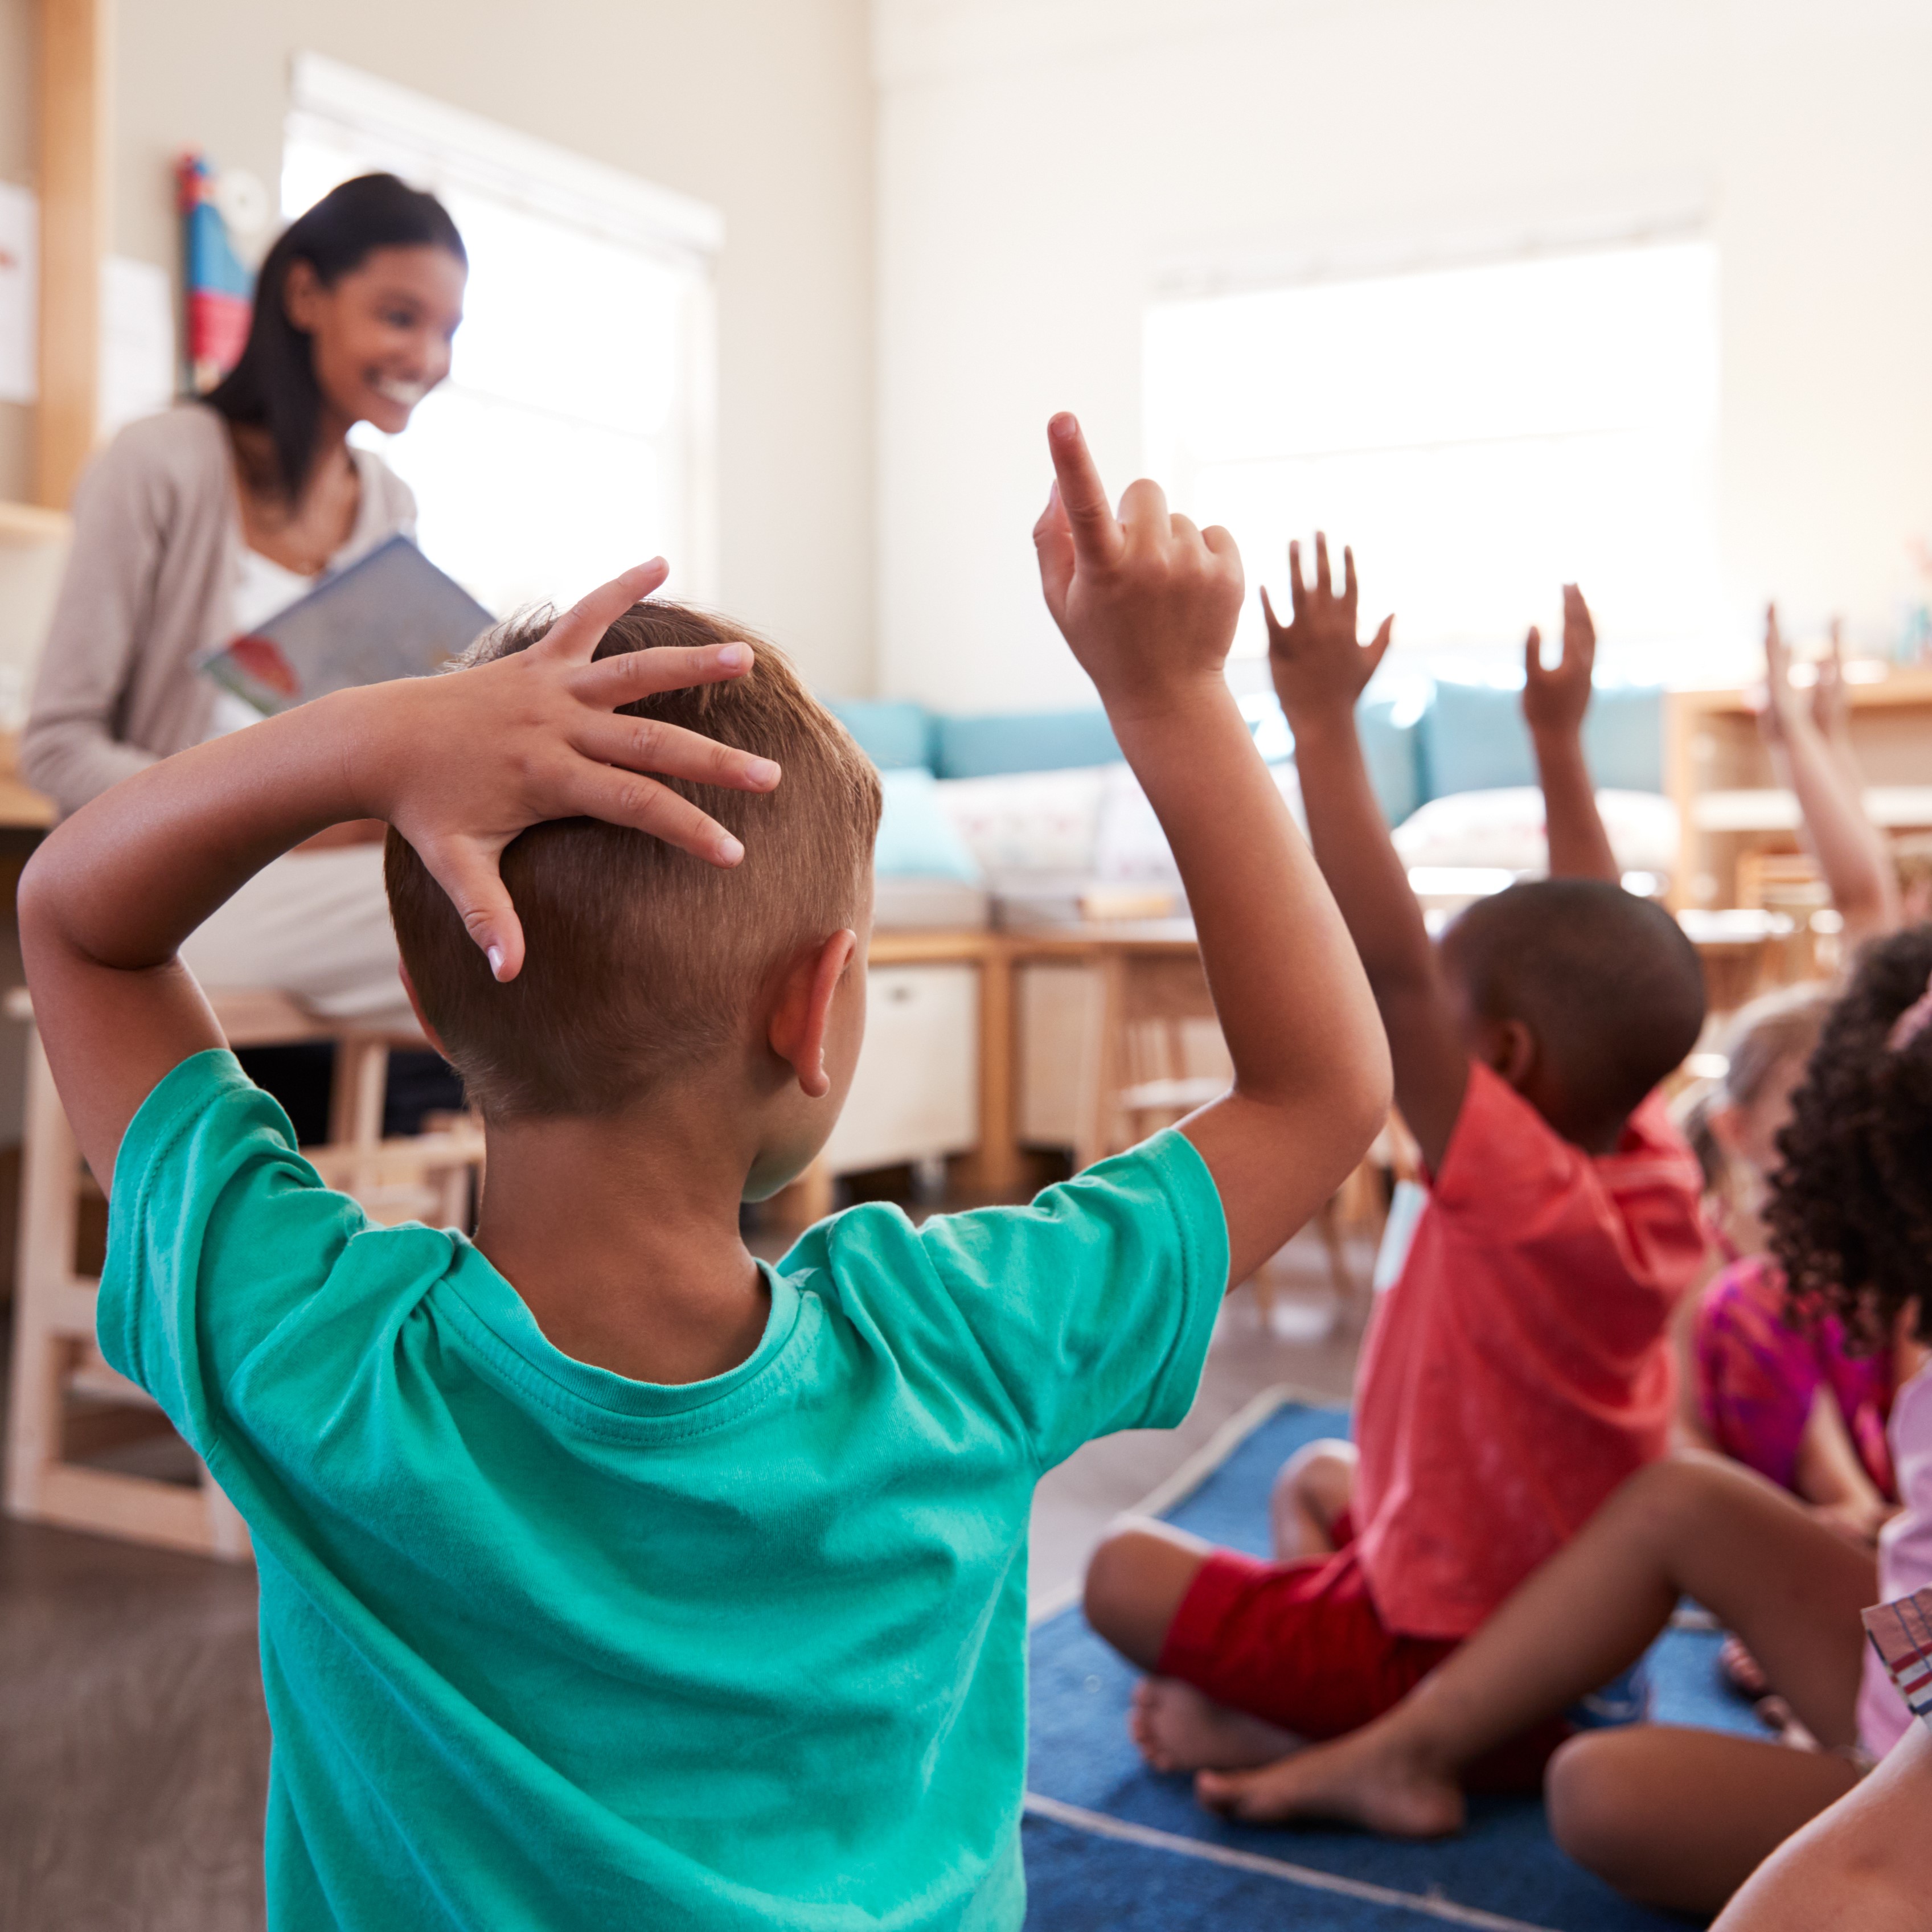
[397,960,451,1060]
[1480,1017,1539,1092]
[768,930,859,1100]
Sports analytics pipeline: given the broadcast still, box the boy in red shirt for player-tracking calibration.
[1083,543,1708,1794]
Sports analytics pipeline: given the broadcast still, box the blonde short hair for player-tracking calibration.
[385,601,881,1118]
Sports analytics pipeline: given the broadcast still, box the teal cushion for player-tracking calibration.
[826,698,933,771]
[1238,690,1425,827]
[1584,686,1664,793]
[933,708,1120,779]
[873,769,982,880]
[1418,680,1664,798]
[1358,695,1425,826]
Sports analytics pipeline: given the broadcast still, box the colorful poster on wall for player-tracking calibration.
[177,153,252,392]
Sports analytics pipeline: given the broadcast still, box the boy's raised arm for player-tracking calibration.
[1033,416,1390,1287]
[18,560,780,1191]
[1261,539,1467,1171]
[1523,584,1620,884]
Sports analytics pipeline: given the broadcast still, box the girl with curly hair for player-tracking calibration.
[1147,927,1932,1923]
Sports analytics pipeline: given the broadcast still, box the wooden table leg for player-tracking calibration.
[973,946,1023,1199]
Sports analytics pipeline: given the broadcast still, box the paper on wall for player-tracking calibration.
[100,256,177,437]
[0,182,36,405]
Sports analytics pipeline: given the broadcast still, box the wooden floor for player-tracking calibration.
[0,1509,269,1931]
[0,1225,1368,1930]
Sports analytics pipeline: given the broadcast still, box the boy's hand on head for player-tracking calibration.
[362,560,781,983]
[1521,584,1596,741]
[1261,535,1393,729]
[1032,414,1244,721]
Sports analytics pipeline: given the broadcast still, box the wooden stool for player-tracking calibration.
[1077,946,1381,1308]
[3,987,485,1561]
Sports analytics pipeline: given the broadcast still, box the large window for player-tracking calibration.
[1144,241,1722,684]
[282,56,720,617]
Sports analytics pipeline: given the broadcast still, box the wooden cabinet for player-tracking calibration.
[819,963,980,1174]
[1665,668,1932,909]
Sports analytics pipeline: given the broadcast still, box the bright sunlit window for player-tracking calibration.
[1145,241,1722,683]
[282,55,720,617]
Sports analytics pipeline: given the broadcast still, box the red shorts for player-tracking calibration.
[1156,1519,1567,1792]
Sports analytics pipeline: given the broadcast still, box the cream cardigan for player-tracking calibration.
[23,404,417,819]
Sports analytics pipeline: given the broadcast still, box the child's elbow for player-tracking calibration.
[1338,1041,1394,1158]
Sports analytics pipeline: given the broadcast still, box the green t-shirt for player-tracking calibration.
[99,1051,1227,1931]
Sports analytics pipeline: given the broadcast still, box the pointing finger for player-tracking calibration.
[1314,531,1333,598]
[1343,544,1359,616]
[1287,540,1308,622]
[1045,413,1124,569]
[1525,625,1544,679]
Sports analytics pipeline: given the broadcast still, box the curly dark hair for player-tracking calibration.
[1769,925,1932,1349]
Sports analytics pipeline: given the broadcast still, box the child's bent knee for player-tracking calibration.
[1274,1438,1356,1497]
[1545,1732,1653,1885]
[1082,1520,1209,1671]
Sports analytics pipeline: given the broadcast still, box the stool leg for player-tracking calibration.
[7,1029,80,1519]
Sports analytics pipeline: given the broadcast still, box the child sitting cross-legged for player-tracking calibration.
[1185,928,1932,1925]
[18,415,1391,1931]
[1083,555,1709,1791]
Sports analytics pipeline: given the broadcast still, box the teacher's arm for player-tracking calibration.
[22,438,172,819]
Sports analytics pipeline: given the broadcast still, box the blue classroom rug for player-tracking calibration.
[1023,1393,1764,1930]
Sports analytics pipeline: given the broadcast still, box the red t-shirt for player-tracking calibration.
[1352,1062,1706,1640]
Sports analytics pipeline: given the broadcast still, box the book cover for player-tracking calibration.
[200,534,496,715]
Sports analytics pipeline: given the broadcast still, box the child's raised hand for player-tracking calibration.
[364,559,781,983]
[1754,602,1799,745]
[1261,534,1392,726]
[1032,414,1244,718]
[1812,618,1851,743]
[1521,583,1597,739]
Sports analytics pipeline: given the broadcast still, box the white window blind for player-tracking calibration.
[282,55,720,618]
[1145,241,1722,684]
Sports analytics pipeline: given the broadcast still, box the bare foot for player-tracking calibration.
[1129,1677,1304,1774]
[1193,1721,1466,1835]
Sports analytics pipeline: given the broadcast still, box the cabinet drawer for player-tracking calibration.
[821,964,979,1173]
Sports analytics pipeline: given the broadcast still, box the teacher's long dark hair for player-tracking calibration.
[205,173,466,503]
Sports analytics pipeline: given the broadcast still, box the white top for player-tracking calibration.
[204,550,318,739]
[1859,1358,1932,1757]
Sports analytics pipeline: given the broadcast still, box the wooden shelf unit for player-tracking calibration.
[0,501,72,546]
[1665,666,1932,909]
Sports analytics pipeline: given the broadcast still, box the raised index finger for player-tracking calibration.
[537,559,673,664]
[1046,413,1124,569]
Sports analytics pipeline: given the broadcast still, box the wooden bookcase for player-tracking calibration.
[1664,667,1932,909]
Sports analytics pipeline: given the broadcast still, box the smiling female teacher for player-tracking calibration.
[23,173,469,1130]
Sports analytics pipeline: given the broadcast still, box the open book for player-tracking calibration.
[200,535,497,716]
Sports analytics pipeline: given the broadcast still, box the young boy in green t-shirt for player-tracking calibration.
[19,415,1389,1931]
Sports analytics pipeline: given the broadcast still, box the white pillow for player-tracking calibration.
[1390,785,1680,879]
[1089,760,1307,887]
[933,768,1107,875]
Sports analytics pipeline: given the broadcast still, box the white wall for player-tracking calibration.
[106,0,876,692]
[875,0,1932,712]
